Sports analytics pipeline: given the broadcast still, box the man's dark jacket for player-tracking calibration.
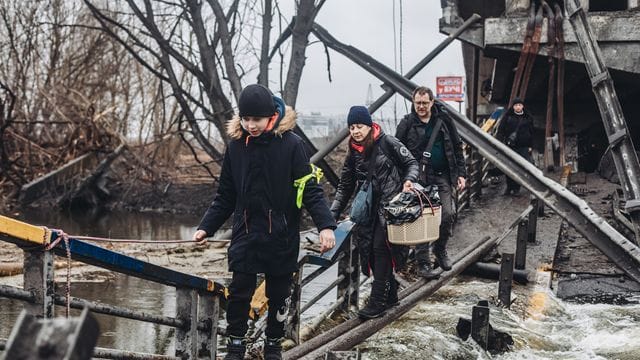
[198,108,336,275]
[395,102,467,186]
[497,108,535,149]
[330,125,419,275]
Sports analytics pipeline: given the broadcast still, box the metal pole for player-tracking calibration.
[309,14,482,165]
[565,0,640,243]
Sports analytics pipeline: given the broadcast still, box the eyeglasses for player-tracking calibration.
[413,101,431,107]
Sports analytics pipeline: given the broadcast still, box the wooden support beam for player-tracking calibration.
[197,294,219,359]
[175,288,198,359]
[0,215,51,245]
[528,198,540,243]
[515,219,529,270]
[471,304,490,350]
[498,253,514,308]
[23,250,55,318]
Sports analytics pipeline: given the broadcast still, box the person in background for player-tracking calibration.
[193,84,337,360]
[497,97,534,196]
[331,105,419,319]
[395,86,467,279]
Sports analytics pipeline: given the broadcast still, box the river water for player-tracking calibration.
[1,210,640,359]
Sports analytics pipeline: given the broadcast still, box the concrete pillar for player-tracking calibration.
[630,0,639,10]
[175,288,198,359]
[505,0,531,15]
[23,250,55,318]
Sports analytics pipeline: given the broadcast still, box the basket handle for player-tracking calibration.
[410,187,436,216]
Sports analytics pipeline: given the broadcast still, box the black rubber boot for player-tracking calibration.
[224,336,246,360]
[434,246,452,271]
[416,246,439,279]
[358,279,389,319]
[263,337,282,360]
[387,278,399,308]
[417,261,439,279]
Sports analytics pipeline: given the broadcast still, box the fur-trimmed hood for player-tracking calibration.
[226,106,297,140]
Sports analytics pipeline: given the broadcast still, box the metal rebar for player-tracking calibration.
[0,285,35,303]
[52,294,186,329]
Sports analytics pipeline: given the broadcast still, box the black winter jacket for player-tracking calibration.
[330,125,419,275]
[395,102,467,186]
[497,109,535,149]
[197,108,336,275]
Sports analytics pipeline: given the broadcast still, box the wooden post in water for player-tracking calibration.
[498,253,514,308]
[23,249,55,318]
[176,288,198,359]
[515,219,529,270]
[471,302,490,350]
[528,198,539,243]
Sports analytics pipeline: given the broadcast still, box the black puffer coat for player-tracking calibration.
[497,109,535,149]
[197,108,336,275]
[395,102,467,186]
[330,124,419,275]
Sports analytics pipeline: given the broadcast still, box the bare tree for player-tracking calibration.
[0,0,177,210]
[83,0,328,161]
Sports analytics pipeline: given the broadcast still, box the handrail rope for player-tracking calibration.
[69,235,230,244]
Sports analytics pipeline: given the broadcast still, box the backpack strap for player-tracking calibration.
[420,117,443,175]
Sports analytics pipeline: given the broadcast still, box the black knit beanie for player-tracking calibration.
[347,106,373,127]
[238,84,276,117]
[512,97,524,106]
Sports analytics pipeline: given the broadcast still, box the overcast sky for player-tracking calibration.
[280,1,465,118]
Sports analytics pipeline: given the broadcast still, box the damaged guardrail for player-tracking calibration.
[310,20,640,284]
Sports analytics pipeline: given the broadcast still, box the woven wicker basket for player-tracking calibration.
[387,206,441,245]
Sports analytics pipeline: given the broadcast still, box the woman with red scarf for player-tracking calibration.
[330,106,419,319]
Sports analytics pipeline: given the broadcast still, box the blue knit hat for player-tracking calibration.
[347,106,372,127]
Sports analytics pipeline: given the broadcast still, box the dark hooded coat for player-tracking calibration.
[395,102,467,186]
[197,108,336,275]
[497,108,535,149]
[330,124,419,275]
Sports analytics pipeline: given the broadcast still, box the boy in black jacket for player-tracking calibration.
[193,84,337,360]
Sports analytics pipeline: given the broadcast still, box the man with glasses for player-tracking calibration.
[395,86,467,279]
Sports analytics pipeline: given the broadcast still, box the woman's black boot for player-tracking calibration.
[358,279,389,319]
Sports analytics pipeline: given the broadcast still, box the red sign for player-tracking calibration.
[436,76,465,102]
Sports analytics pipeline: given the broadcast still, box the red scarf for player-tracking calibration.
[349,123,381,153]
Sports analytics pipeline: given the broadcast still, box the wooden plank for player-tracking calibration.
[53,237,225,297]
[0,215,51,245]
